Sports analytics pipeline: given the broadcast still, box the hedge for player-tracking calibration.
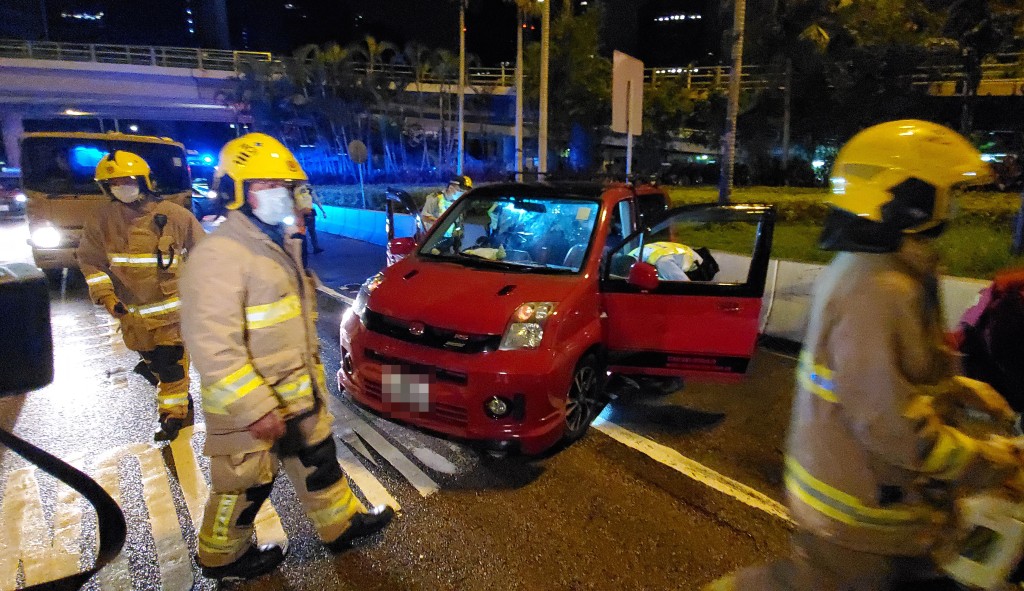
[666,186,1022,226]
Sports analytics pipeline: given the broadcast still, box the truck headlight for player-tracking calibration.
[500,302,557,350]
[14,193,27,203]
[31,227,62,249]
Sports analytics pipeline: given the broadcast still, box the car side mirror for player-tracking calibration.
[628,262,660,291]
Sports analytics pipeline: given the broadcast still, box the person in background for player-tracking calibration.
[422,175,472,227]
[78,150,205,442]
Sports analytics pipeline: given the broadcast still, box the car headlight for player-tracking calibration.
[353,272,385,319]
[500,302,557,350]
[31,226,62,249]
[14,193,27,203]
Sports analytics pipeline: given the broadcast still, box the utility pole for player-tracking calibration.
[515,7,525,181]
[782,58,792,184]
[538,0,550,176]
[718,0,747,205]
[457,0,467,175]
[39,0,49,41]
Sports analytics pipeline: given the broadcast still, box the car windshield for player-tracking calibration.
[419,195,601,273]
[21,137,191,195]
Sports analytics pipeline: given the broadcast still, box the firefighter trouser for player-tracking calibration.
[702,532,946,591]
[197,435,364,567]
[139,344,191,421]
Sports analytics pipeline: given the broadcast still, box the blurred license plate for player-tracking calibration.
[381,364,430,413]
[0,205,8,212]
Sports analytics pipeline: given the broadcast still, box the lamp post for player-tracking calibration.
[457,0,467,175]
[538,0,549,176]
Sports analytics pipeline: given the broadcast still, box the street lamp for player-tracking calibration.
[538,0,549,176]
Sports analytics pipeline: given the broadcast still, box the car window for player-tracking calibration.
[609,215,761,284]
[21,137,190,195]
[419,195,601,273]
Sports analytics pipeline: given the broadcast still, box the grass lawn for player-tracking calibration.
[665,187,1024,279]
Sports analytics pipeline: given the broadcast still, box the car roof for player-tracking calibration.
[468,181,663,206]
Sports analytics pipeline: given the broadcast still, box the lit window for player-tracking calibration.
[655,13,702,22]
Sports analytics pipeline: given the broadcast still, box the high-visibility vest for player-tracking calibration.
[629,242,700,270]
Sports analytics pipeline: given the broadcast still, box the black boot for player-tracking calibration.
[326,505,395,552]
[154,416,185,442]
[200,544,285,582]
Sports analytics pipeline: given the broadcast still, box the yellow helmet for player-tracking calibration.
[94,150,154,192]
[213,133,308,210]
[828,119,993,235]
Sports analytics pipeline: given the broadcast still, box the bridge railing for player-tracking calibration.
[0,39,272,71]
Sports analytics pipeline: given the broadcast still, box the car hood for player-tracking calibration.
[368,256,583,335]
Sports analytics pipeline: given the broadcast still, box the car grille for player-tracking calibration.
[364,309,501,354]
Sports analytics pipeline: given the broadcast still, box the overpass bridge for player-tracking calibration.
[1,38,1022,167]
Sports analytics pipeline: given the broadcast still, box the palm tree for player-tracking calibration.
[403,42,434,170]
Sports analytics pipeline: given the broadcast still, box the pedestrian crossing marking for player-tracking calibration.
[330,398,440,498]
[138,446,192,591]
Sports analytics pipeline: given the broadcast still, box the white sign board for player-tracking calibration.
[612,51,644,136]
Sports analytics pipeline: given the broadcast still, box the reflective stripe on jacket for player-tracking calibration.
[76,198,204,350]
[786,240,1001,556]
[180,210,325,455]
[629,242,701,270]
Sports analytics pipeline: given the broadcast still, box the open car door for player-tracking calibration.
[601,203,775,380]
[385,187,428,266]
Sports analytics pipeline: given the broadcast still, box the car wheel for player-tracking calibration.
[562,354,605,443]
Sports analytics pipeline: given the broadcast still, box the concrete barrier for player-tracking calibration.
[756,256,989,342]
[316,205,417,247]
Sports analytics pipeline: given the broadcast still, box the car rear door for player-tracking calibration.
[600,204,776,380]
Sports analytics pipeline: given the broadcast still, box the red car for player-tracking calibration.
[339,182,775,454]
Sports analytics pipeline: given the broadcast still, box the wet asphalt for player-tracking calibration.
[0,221,795,590]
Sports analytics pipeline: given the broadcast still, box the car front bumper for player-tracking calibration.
[338,312,571,455]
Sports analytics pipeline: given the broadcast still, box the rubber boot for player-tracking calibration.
[326,505,395,552]
[200,544,285,582]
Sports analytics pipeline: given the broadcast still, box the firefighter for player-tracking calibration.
[704,120,1024,591]
[77,150,204,442]
[422,174,472,227]
[179,133,394,581]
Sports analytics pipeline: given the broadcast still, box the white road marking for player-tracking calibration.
[331,401,439,498]
[137,447,193,591]
[332,432,402,511]
[411,448,459,475]
[592,417,793,525]
[316,284,355,305]
[94,454,132,591]
[168,426,208,530]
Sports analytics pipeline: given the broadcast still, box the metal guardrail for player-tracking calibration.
[1,38,1022,92]
[0,39,271,71]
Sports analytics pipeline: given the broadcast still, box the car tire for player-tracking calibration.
[43,268,64,289]
[561,354,606,444]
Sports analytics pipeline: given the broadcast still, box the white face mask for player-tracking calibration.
[251,187,295,225]
[110,184,141,203]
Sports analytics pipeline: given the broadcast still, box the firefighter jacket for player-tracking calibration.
[179,210,327,456]
[787,238,1010,557]
[77,198,204,351]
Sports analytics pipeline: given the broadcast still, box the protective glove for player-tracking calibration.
[100,294,128,318]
